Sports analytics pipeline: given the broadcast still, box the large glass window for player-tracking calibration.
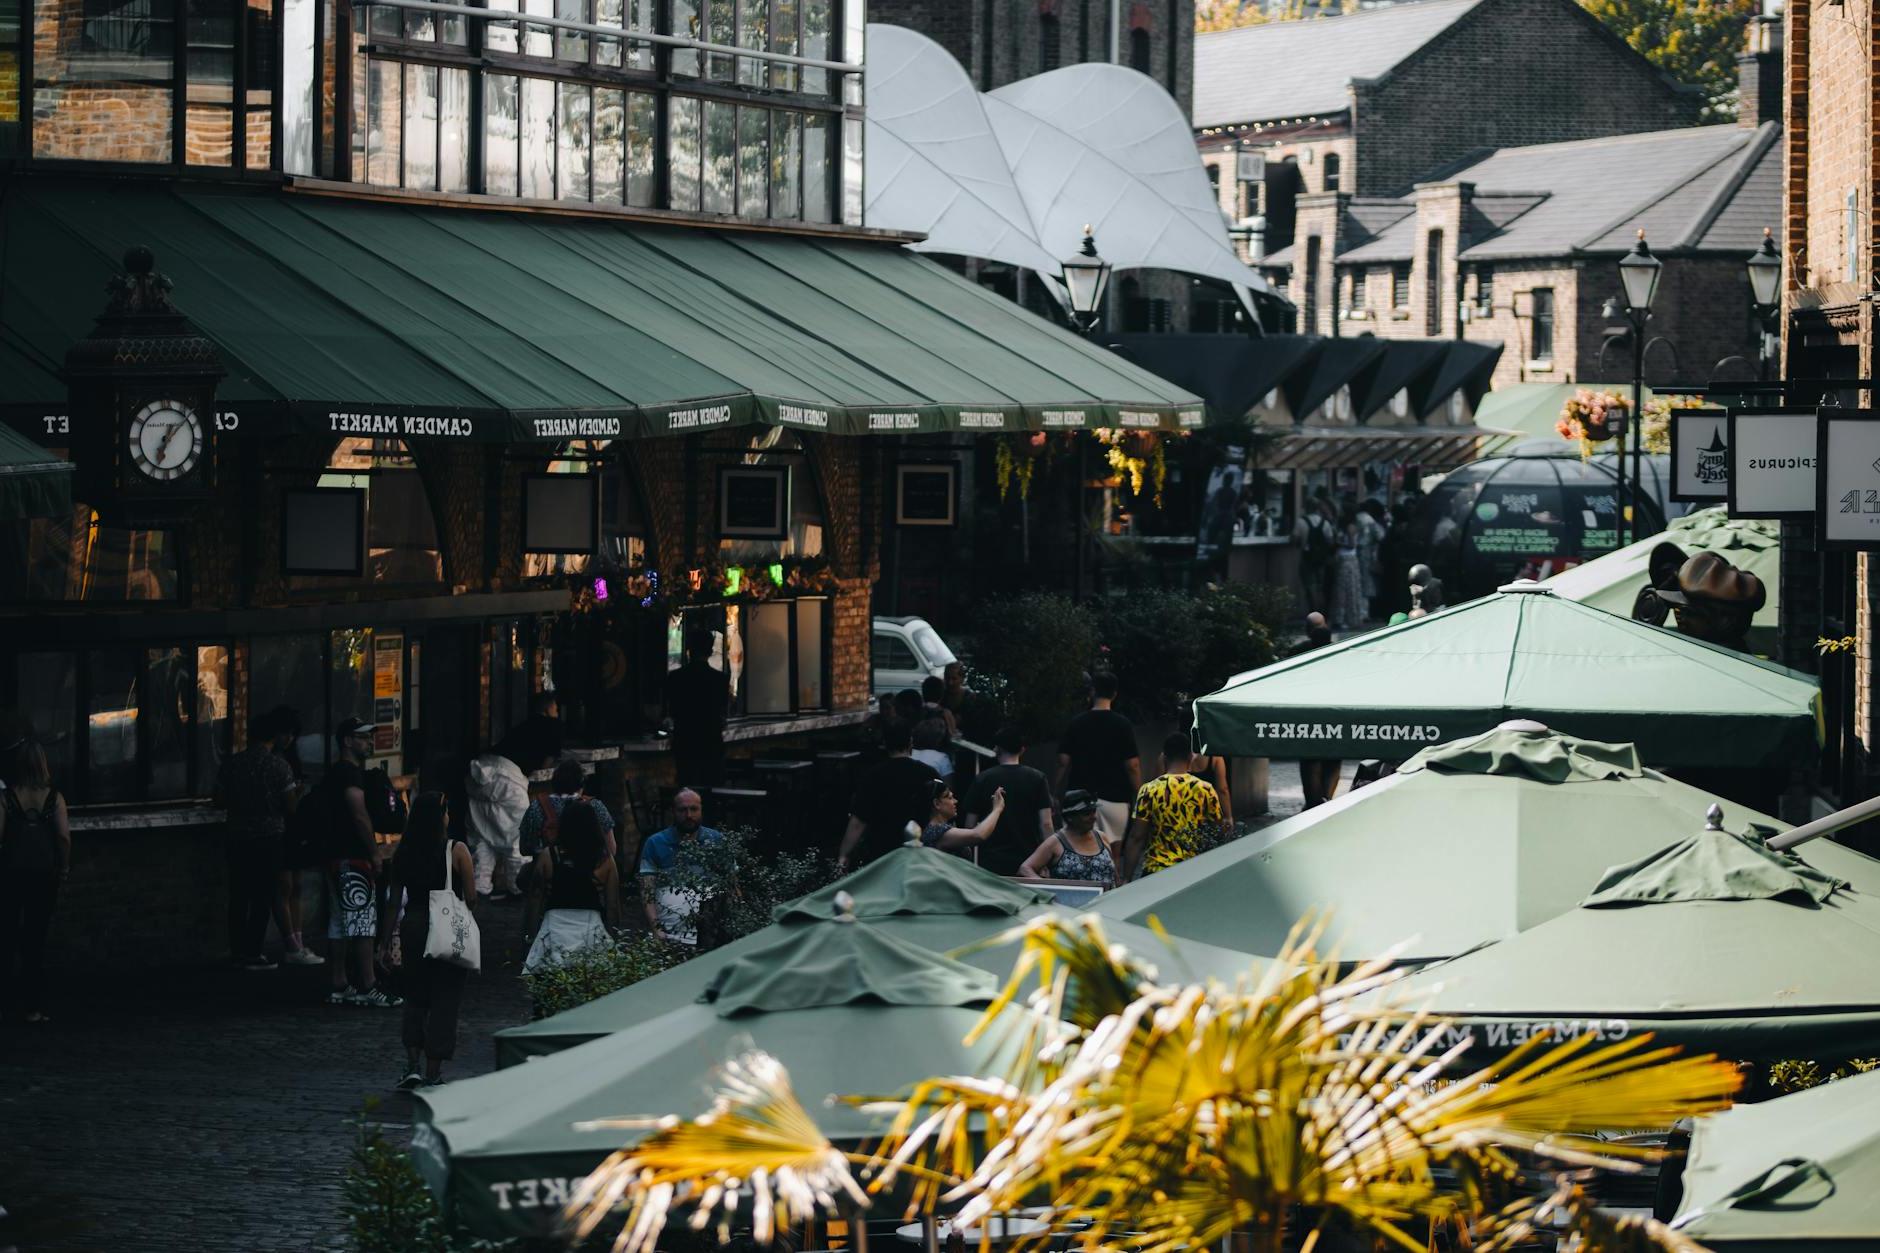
[2,505,181,602]
[1,0,23,152]
[33,0,177,161]
[717,428,824,566]
[671,598,829,720]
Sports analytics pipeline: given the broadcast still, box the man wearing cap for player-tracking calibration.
[324,717,400,1008]
[1634,549,1766,652]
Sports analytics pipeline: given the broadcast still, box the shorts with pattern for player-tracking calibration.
[326,861,378,939]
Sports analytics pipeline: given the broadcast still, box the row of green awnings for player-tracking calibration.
[0,177,1205,443]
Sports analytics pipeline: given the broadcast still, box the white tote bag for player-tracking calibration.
[423,841,481,972]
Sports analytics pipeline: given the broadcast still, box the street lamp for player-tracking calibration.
[1616,231,1662,548]
[1746,226,1782,380]
[1062,225,1113,334]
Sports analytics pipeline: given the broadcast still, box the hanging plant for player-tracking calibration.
[994,431,1048,501]
[1095,428,1170,507]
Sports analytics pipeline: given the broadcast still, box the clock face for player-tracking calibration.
[127,399,205,482]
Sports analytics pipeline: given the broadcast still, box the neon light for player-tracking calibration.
[724,566,744,597]
[592,576,609,602]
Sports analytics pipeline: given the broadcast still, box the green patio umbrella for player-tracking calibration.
[1096,726,1821,965]
[1671,1067,1880,1246]
[1543,508,1781,655]
[1191,585,1820,767]
[416,915,1031,1240]
[496,845,1260,1064]
[1393,814,1880,1060]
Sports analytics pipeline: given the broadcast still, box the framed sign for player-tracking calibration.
[1818,409,1880,548]
[522,472,599,554]
[281,487,366,576]
[895,463,957,527]
[1727,409,1818,518]
[1669,408,1730,501]
[718,465,790,539]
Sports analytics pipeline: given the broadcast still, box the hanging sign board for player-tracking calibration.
[1669,408,1730,501]
[1236,148,1266,183]
[1727,409,1818,518]
[1818,410,1880,548]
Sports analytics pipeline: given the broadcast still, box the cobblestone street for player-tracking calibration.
[0,901,534,1253]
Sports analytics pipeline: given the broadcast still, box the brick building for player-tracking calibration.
[0,0,1202,965]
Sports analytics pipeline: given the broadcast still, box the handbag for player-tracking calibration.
[423,841,481,972]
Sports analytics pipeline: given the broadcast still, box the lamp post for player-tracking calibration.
[1061,225,1113,336]
[1746,226,1782,381]
[1616,230,1663,548]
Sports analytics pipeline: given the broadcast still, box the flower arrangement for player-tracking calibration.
[994,431,1051,501]
[1094,428,1170,506]
[1557,391,1694,458]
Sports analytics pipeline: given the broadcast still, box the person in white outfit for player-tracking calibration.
[465,751,530,899]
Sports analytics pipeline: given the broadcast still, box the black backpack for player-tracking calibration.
[363,766,408,835]
[1,788,61,873]
[284,775,339,867]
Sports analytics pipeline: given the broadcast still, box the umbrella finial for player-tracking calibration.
[833,890,857,922]
[1497,718,1550,734]
[1704,803,1725,831]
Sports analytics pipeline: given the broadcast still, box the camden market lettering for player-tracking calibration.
[664,404,735,431]
[1118,409,1160,429]
[1040,409,1087,429]
[777,404,831,429]
[530,416,625,439]
[957,410,1007,429]
[487,1176,579,1212]
[329,410,477,439]
[868,411,924,431]
[1251,721,1446,744]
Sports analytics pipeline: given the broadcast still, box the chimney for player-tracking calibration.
[1736,14,1782,128]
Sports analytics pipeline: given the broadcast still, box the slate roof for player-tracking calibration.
[1193,0,1485,129]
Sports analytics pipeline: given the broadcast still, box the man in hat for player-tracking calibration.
[1630,541,1690,629]
[1407,564,1445,616]
[1655,551,1767,652]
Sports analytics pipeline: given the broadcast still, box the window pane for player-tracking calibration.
[556,81,590,199]
[364,56,401,187]
[593,86,624,203]
[771,0,797,92]
[626,89,655,207]
[404,62,438,190]
[486,0,518,52]
[185,0,234,166]
[250,633,325,776]
[737,0,765,88]
[402,0,433,39]
[706,0,732,79]
[331,628,376,757]
[243,0,274,168]
[745,602,791,715]
[840,0,860,105]
[88,650,139,804]
[800,0,827,94]
[702,98,734,214]
[15,653,77,794]
[668,94,700,210]
[280,0,315,171]
[3,507,180,601]
[595,0,621,66]
[802,110,829,222]
[0,0,19,153]
[671,0,698,74]
[795,598,824,709]
[523,0,551,56]
[196,644,231,792]
[369,0,396,37]
[521,74,555,199]
[439,65,470,191]
[145,646,190,800]
[840,110,862,225]
[554,0,586,60]
[625,0,651,68]
[440,0,464,44]
[33,0,175,161]
[771,108,801,220]
[485,72,519,196]
[737,104,767,218]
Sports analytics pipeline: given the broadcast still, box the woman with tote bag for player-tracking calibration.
[380,793,477,1090]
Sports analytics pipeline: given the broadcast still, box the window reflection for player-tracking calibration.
[801,0,829,95]
[521,74,555,198]
[702,99,733,213]
[304,437,444,586]
[737,104,767,218]
[557,81,590,199]
[803,110,830,222]
[243,0,276,167]
[14,653,77,790]
[404,62,438,190]
[772,109,802,220]
[364,55,400,186]
[486,72,520,195]
[670,0,698,74]
[146,646,191,800]
[486,0,518,51]
[184,0,235,167]
[440,66,470,191]
[719,429,824,565]
[554,0,587,60]
[668,94,700,210]
[196,645,231,789]
[593,87,624,203]
[88,650,139,804]
[3,506,180,602]
[736,0,765,88]
[706,0,732,79]
[626,90,655,207]
[33,0,177,161]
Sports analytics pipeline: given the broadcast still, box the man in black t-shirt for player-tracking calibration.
[323,718,399,1009]
[1055,672,1141,855]
[962,724,1054,876]
[836,722,939,869]
[665,627,731,789]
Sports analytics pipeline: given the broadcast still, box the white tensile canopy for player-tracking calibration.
[865,23,1276,317]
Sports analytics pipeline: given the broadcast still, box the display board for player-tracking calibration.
[522,473,599,554]
[1727,409,1818,518]
[1819,409,1880,548]
[281,487,366,575]
[1670,408,1730,501]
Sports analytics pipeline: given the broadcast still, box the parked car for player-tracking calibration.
[872,616,957,697]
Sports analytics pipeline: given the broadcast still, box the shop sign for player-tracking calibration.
[1727,409,1819,518]
[1669,408,1729,501]
[1039,409,1087,429]
[372,632,404,757]
[1818,410,1880,548]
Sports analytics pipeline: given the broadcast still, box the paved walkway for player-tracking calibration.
[0,899,536,1253]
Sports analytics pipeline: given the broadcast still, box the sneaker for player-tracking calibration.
[419,1076,446,1089]
[242,956,279,972]
[282,947,325,967]
[356,986,404,1009]
[396,1071,424,1090]
[326,986,364,1006]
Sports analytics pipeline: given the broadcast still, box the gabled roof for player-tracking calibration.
[1194,0,1486,129]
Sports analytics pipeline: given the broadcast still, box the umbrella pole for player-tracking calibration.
[923,1216,940,1253]
[1766,793,1880,852]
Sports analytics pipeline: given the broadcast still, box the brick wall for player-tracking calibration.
[30,0,174,162]
[1349,0,1700,196]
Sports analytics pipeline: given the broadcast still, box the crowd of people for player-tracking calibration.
[1293,477,1439,631]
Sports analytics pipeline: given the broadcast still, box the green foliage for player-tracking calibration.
[1097,583,1289,722]
[1192,581,1289,695]
[342,1100,517,1253]
[653,828,845,945]
[1578,0,1757,118]
[962,592,1104,740]
[521,933,694,1021]
[1767,1056,1880,1095]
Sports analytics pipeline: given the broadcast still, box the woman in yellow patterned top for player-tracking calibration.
[1121,733,1223,882]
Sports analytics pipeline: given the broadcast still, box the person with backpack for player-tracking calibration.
[322,718,400,1008]
[215,708,319,970]
[0,738,70,1024]
[518,760,617,861]
[379,791,473,1089]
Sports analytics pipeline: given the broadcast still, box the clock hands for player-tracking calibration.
[160,417,192,463]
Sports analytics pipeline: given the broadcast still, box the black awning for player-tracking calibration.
[1101,333,1323,424]
[1413,340,1504,420]
[1351,340,1453,422]
[1283,336,1387,421]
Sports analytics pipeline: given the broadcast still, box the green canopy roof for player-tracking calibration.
[1473,381,1656,449]
[496,847,1261,1066]
[1395,824,1880,1060]
[0,420,73,520]
[1192,587,1821,767]
[418,916,1024,1239]
[0,175,1204,442]
[1096,727,1798,964]
[1543,508,1782,655]
[1673,1067,1880,1246]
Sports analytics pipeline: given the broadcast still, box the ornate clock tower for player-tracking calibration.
[64,247,226,525]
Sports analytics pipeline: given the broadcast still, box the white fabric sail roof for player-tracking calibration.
[865,23,1277,309]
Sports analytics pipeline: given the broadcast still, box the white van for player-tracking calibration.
[872,616,957,697]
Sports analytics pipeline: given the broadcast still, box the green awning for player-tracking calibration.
[1542,507,1782,655]
[1472,381,1656,452]
[1393,826,1880,1060]
[1674,1067,1880,1245]
[0,175,1204,443]
[0,420,74,519]
[1096,727,1807,965]
[1191,586,1821,767]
